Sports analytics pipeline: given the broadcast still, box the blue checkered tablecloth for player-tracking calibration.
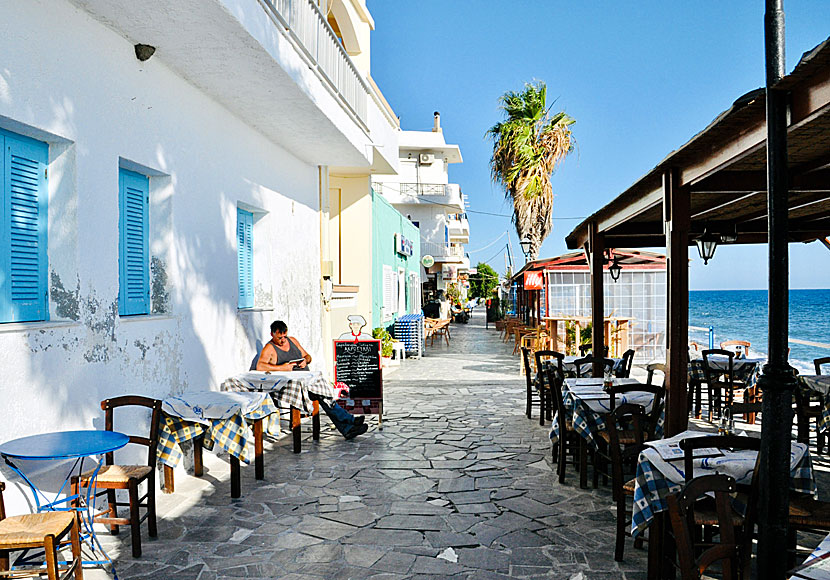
[550,378,663,449]
[687,356,762,388]
[222,371,336,415]
[799,375,830,434]
[157,392,279,468]
[631,429,816,538]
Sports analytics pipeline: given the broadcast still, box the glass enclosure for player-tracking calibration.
[546,269,666,362]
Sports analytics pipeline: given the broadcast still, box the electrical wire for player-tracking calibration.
[466,231,508,253]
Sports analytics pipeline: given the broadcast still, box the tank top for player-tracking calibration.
[271,338,304,365]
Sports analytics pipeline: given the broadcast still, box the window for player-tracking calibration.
[0,130,49,323]
[237,208,254,309]
[118,168,150,315]
[382,264,395,320]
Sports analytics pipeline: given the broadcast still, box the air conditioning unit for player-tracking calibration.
[419,153,434,165]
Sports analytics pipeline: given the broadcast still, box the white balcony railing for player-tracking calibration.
[264,0,368,126]
[421,241,465,261]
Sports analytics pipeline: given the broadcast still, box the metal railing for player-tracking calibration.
[421,241,465,259]
[264,0,368,126]
[400,183,449,196]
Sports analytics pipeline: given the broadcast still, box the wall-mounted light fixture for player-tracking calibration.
[135,44,156,62]
[695,228,719,265]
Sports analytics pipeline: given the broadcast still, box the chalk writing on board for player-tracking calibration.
[334,340,382,400]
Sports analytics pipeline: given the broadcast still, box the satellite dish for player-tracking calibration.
[421,255,435,268]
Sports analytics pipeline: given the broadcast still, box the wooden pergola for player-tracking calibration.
[564,33,830,578]
[566,37,830,434]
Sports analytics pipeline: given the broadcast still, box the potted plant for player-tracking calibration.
[372,327,394,365]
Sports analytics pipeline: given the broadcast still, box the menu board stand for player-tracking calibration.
[334,339,383,428]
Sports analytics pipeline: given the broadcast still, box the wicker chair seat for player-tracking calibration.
[598,430,641,446]
[789,495,830,529]
[623,478,636,496]
[0,511,75,547]
[80,464,152,485]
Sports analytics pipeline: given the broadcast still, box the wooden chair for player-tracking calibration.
[615,349,635,378]
[579,343,610,357]
[534,350,565,426]
[646,363,666,388]
[546,365,583,485]
[0,481,83,579]
[573,355,615,378]
[521,347,545,423]
[720,340,751,358]
[72,395,161,558]
[815,357,830,375]
[667,474,740,580]
[702,349,744,421]
[592,403,651,561]
[795,387,826,455]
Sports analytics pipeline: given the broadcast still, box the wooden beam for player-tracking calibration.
[664,168,689,436]
[589,223,605,377]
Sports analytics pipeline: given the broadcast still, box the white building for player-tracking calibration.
[0,0,399,510]
[373,113,470,302]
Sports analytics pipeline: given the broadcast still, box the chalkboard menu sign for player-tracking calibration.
[334,340,383,417]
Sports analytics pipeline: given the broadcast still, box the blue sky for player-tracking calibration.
[369,2,830,290]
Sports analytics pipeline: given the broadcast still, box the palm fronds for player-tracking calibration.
[487,81,575,260]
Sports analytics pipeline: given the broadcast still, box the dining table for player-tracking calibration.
[0,430,130,572]
[633,429,817,580]
[157,390,279,498]
[790,530,830,579]
[221,370,336,453]
[550,377,660,488]
[687,354,764,419]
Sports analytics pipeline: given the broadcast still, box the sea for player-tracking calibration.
[688,289,830,375]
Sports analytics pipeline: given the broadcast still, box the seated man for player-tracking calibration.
[256,320,368,440]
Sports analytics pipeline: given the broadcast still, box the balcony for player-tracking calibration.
[447,216,470,243]
[71,0,380,168]
[374,182,465,210]
[421,241,466,264]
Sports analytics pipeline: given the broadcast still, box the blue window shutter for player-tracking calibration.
[118,169,149,315]
[237,208,254,309]
[1,132,49,323]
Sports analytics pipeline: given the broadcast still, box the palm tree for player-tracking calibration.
[487,81,575,261]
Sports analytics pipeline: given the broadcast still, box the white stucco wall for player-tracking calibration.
[0,0,327,511]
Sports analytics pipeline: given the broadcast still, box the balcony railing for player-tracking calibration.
[399,183,450,196]
[421,241,465,260]
[264,0,368,127]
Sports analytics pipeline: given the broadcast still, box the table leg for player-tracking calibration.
[193,436,204,477]
[254,419,264,480]
[647,511,663,580]
[291,408,301,454]
[378,402,383,430]
[312,400,320,441]
[230,456,241,498]
[163,465,175,494]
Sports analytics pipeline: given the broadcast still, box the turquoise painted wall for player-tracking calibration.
[372,191,421,330]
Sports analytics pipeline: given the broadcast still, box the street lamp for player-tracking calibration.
[519,236,532,259]
[695,228,719,265]
[608,256,622,282]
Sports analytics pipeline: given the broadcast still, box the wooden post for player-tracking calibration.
[663,167,690,436]
[254,419,264,480]
[291,408,302,454]
[312,400,320,441]
[230,456,241,498]
[588,222,605,377]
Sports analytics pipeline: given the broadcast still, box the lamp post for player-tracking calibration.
[519,236,532,262]
[695,228,719,265]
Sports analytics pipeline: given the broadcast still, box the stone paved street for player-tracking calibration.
[98,309,647,579]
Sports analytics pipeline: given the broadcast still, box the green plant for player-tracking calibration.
[372,327,394,358]
[446,283,461,305]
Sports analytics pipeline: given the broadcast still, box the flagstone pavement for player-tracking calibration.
[99,310,648,579]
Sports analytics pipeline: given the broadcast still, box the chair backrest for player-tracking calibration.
[606,403,651,492]
[534,350,565,379]
[815,357,830,375]
[0,481,5,521]
[646,363,667,387]
[702,349,736,401]
[101,395,163,468]
[521,347,534,389]
[667,474,740,580]
[605,383,664,436]
[720,340,750,357]
[679,434,760,485]
[545,365,568,429]
[578,342,592,356]
[573,355,616,378]
[615,349,636,378]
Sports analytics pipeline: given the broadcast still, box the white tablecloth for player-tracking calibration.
[162,390,269,424]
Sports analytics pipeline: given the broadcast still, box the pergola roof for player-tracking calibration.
[566,37,830,250]
[511,249,665,280]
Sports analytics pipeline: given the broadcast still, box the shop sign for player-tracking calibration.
[524,270,544,290]
[421,255,435,268]
[442,265,457,280]
[395,233,414,257]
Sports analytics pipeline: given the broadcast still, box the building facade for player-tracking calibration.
[372,114,470,306]
[0,0,399,510]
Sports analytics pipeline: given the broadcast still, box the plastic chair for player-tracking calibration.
[72,395,161,558]
[0,481,83,579]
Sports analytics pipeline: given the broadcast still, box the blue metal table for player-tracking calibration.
[0,430,129,576]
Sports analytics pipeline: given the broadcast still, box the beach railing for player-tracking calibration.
[689,325,715,350]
